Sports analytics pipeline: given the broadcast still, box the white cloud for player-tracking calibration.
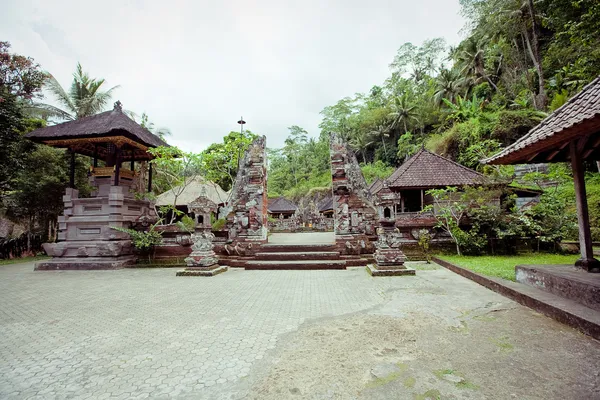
[2,0,465,153]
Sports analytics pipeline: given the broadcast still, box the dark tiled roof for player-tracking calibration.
[483,76,600,164]
[267,197,298,213]
[386,148,484,189]
[368,178,384,195]
[25,103,168,148]
[318,195,333,212]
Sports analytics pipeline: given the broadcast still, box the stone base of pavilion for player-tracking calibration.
[35,255,137,270]
[366,264,415,277]
[516,265,600,311]
[176,265,228,277]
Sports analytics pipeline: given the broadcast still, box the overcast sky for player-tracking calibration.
[3,0,465,152]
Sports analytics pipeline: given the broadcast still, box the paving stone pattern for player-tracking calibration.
[0,263,388,399]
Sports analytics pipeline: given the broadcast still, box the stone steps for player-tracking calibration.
[254,251,340,261]
[259,244,337,253]
[244,260,347,270]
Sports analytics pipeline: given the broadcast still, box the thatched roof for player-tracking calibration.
[483,76,600,164]
[155,177,228,207]
[25,102,168,161]
[318,195,333,213]
[267,197,298,214]
[386,148,484,189]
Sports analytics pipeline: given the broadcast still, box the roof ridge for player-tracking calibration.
[423,148,485,177]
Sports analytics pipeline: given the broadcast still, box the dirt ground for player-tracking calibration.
[239,266,600,400]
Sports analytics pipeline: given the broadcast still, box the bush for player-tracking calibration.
[212,218,226,231]
[111,223,163,261]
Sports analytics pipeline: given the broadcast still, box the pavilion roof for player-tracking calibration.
[155,177,228,207]
[368,178,384,195]
[385,148,485,189]
[318,195,333,212]
[25,102,168,161]
[483,76,600,165]
[267,197,298,214]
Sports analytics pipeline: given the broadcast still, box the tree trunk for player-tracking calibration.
[525,0,547,109]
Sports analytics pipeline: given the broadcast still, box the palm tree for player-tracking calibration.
[349,131,375,163]
[455,37,499,92]
[388,94,419,134]
[30,63,119,121]
[139,112,172,141]
[369,124,391,159]
[434,69,464,105]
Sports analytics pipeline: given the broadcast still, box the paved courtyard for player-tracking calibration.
[1,261,599,399]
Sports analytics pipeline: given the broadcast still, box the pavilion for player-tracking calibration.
[483,76,600,272]
[267,197,298,219]
[25,101,168,270]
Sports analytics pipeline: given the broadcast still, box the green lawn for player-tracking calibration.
[437,253,579,281]
[0,256,49,266]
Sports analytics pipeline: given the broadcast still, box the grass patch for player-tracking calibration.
[436,253,579,281]
[403,376,416,388]
[0,256,49,266]
[414,389,441,400]
[490,335,514,353]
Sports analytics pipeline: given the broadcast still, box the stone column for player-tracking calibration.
[367,220,415,277]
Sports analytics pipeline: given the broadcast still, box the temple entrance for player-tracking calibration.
[268,232,335,245]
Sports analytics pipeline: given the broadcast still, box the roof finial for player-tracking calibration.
[113,101,123,112]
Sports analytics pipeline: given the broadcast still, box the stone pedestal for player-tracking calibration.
[36,183,155,270]
[177,231,227,277]
[368,225,415,277]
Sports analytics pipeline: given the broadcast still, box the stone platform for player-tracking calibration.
[516,264,600,311]
[35,256,136,270]
[366,264,416,277]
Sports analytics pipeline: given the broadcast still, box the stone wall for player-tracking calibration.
[226,136,268,248]
[329,132,378,254]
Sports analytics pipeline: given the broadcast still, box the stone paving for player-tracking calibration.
[1,260,599,399]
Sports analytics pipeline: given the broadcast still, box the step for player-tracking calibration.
[516,265,600,311]
[344,258,371,267]
[254,251,340,261]
[260,244,337,253]
[244,260,347,270]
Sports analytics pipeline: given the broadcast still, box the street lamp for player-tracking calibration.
[237,116,246,134]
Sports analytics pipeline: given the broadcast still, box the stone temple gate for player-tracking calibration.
[222,133,378,255]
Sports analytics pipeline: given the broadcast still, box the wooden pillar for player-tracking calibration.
[130,155,135,171]
[114,147,121,186]
[93,145,98,167]
[69,148,76,188]
[420,189,424,211]
[400,197,404,213]
[570,141,600,272]
[147,162,153,193]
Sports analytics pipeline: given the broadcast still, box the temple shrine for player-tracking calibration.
[25,101,167,270]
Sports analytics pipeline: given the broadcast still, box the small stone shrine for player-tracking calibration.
[25,102,165,270]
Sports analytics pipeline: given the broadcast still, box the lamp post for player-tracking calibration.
[236,116,246,171]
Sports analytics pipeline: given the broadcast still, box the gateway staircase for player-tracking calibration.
[220,243,372,270]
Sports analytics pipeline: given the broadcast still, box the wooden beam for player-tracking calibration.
[69,148,76,189]
[147,162,153,193]
[114,147,121,186]
[546,150,561,161]
[570,140,600,272]
[527,152,540,162]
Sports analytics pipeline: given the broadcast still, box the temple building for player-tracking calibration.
[372,148,486,243]
[155,177,229,223]
[25,101,167,270]
[267,197,298,219]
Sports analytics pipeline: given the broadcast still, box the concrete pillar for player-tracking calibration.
[570,141,600,272]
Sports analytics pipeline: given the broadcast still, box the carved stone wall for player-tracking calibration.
[329,132,378,254]
[226,136,268,246]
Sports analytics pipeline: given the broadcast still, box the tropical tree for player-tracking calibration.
[349,131,374,163]
[434,68,463,105]
[388,94,419,134]
[31,63,119,121]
